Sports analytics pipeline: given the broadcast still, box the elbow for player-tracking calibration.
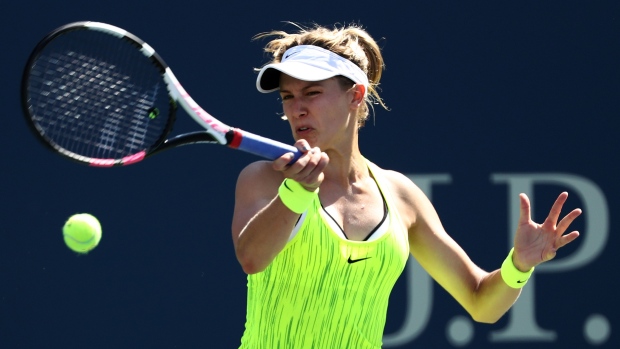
[470,311,504,324]
[472,315,500,324]
[235,249,267,275]
[239,260,265,275]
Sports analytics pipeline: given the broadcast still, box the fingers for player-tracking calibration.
[272,139,329,191]
[290,148,327,184]
[525,191,582,232]
[544,191,569,226]
[272,140,312,171]
[272,153,296,171]
[538,192,582,255]
[556,230,581,249]
[556,207,582,235]
[294,139,312,153]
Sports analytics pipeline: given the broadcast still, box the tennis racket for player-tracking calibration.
[21,21,301,167]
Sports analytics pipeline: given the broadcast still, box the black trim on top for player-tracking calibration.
[320,180,388,242]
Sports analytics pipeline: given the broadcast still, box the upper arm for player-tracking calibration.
[231,161,283,247]
[386,171,487,310]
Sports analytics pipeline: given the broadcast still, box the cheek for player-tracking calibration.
[281,101,298,119]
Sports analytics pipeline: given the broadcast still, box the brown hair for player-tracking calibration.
[254,22,388,128]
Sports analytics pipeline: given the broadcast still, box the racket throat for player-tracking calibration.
[226,128,244,149]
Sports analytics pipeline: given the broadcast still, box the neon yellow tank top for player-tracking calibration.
[239,161,409,349]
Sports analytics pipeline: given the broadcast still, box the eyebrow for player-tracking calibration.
[279,82,324,94]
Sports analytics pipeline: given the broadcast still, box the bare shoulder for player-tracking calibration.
[238,160,279,181]
[236,160,284,199]
[376,168,426,203]
[371,166,434,228]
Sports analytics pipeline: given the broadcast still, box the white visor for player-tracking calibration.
[256,45,369,93]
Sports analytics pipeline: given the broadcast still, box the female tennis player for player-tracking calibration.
[231,23,582,349]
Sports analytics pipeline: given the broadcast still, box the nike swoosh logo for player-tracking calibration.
[517,280,527,284]
[284,51,300,60]
[284,180,293,192]
[347,256,371,264]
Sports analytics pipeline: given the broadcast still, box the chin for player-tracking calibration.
[294,135,316,146]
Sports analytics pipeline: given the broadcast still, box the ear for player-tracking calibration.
[350,84,366,107]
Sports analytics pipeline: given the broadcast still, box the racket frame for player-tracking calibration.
[21,21,301,167]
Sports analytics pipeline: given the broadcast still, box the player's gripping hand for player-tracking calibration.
[273,139,329,192]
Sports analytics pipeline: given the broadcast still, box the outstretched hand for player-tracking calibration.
[512,192,582,271]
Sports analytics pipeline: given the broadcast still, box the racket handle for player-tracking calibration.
[227,129,302,162]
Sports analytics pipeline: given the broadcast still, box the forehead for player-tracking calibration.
[279,74,337,91]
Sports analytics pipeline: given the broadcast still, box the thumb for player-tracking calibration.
[519,193,532,225]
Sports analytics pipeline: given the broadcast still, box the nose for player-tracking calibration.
[287,98,307,119]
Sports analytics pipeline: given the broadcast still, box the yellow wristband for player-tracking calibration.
[501,248,535,289]
[278,179,319,214]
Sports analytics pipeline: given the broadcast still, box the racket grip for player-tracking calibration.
[227,129,302,162]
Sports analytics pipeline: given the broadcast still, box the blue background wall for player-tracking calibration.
[1,1,618,348]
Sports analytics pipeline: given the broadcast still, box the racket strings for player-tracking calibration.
[26,30,172,161]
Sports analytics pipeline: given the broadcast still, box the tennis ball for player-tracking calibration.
[62,213,102,253]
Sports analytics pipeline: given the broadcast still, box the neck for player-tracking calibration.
[322,143,368,187]
[319,111,368,187]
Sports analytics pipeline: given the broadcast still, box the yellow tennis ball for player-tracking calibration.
[62,213,102,253]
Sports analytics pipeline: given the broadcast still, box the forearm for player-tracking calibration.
[234,195,300,274]
[470,269,522,323]
[469,247,538,323]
